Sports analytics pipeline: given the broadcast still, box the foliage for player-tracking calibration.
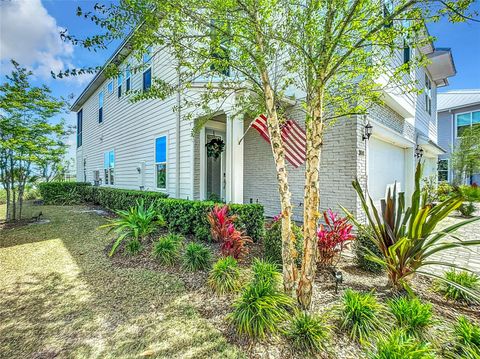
[367,329,435,359]
[263,216,303,267]
[458,202,477,217]
[421,175,439,205]
[228,280,294,339]
[194,225,211,242]
[100,199,164,256]
[125,238,143,255]
[284,311,331,356]
[451,126,480,185]
[355,225,384,273]
[461,185,480,202]
[39,182,92,205]
[448,316,480,359]
[434,270,480,304]
[437,182,455,202]
[317,209,355,267]
[387,297,433,337]
[38,182,264,241]
[343,162,480,293]
[152,234,183,265]
[207,205,252,260]
[0,61,69,221]
[182,242,212,271]
[338,289,385,342]
[208,256,241,294]
[251,258,282,290]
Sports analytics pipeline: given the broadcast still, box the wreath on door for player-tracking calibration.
[206,137,225,159]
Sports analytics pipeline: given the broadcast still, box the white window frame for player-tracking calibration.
[143,47,153,92]
[154,134,168,191]
[103,150,115,186]
[438,158,449,182]
[107,80,114,94]
[424,73,432,115]
[455,110,480,138]
[125,64,131,92]
[117,73,123,98]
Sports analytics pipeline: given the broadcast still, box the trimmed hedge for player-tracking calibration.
[38,182,264,241]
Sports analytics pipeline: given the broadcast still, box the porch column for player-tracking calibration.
[404,146,415,206]
[226,114,244,203]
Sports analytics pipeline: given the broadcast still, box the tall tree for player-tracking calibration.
[451,126,480,185]
[0,61,68,221]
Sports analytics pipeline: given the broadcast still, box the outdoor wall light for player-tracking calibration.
[362,121,373,141]
[415,145,424,159]
[333,269,343,293]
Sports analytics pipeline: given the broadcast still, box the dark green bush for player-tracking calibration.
[251,258,282,289]
[458,202,477,217]
[183,242,212,271]
[263,219,303,266]
[285,311,331,356]
[355,226,384,273]
[208,256,241,294]
[125,238,143,255]
[38,182,91,204]
[38,182,264,242]
[152,234,183,265]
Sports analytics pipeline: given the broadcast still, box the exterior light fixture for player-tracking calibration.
[332,269,343,293]
[415,145,424,159]
[362,121,373,141]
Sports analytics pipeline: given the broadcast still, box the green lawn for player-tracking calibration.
[0,204,243,359]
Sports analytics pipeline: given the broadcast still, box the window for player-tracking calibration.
[210,20,231,76]
[98,91,104,123]
[383,0,394,28]
[143,47,152,92]
[155,136,167,189]
[424,74,432,115]
[77,109,83,147]
[117,73,123,98]
[456,111,480,137]
[403,40,411,64]
[438,159,449,182]
[125,65,131,92]
[104,150,115,185]
[107,81,114,94]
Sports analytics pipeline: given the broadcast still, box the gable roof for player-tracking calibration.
[437,90,480,112]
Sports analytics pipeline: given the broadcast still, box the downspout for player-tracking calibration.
[176,66,181,198]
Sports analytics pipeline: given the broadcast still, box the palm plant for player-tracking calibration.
[100,199,165,256]
[343,162,480,296]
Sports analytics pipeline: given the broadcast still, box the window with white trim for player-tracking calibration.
[456,111,480,137]
[125,65,131,92]
[98,91,104,123]
[104,150,115,185]
[107,80,114,94]
[425,74,432,115]
[438,159,449,182]
[155,136,167,189]
[117,73,123,98]
[143,47,152,92]
[77,109,83,147]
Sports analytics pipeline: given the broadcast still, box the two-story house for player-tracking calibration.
[72,33,455,220]
[437,89,480,185]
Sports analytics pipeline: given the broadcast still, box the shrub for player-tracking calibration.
[285,311,331,356]
[251,258,282,289]
[207,205,252,259]
[355,225,384,273]
[183,242,212,271]
[125,238,143,255]
[387,297,433,337]
[208,256,241,294]
[338,289,384,342]
[263,216,303,267]
[434,270,480,304]
[449,316,480,358]
[437,181,454,202]
[100,199,165,256]
[367,329,435,359]
[461,184,480,202]
[152,234,183,265]
[39,182,91,204]
[458,202,477,217]
[317,209,355,267]
[194,225,211,242]
[228,281,294,339]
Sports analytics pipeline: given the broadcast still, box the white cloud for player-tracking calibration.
[0,0,83,82]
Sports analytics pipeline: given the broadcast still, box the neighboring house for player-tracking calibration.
[72,35,455,221]
[437,90,480,185]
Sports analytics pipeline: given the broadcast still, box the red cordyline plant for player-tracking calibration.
[317,209,355,267]
[207,205,252,260]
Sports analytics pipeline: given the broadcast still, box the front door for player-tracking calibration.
[206,129,226,201]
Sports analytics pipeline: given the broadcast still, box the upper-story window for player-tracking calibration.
[424,74,432,115]
[125,65,131,92]
[210,19,231,77]
[143,47,152,92]
[383,0,394,28]
[117,73,123,98]
[438,159,449,182]
[98,91,104,123]
[155,135,167,190]
[456,110,480,137]
[77,109,83,148]
[107,80,114,94]
[104,150,115,185]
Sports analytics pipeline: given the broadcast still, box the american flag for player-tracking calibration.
[251,114,306,168]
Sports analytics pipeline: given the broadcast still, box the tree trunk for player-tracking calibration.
[10,156,16,221]
[297,93,324,309]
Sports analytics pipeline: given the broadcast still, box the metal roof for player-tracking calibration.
[437,90,480,112]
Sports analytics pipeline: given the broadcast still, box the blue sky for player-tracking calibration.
[1,0,479,158]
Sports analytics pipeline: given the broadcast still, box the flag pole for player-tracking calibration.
[237,117,258,145]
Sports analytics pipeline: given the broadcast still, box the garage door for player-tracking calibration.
[368,137,406,203]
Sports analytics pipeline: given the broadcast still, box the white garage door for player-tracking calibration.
[368,137,406,203]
